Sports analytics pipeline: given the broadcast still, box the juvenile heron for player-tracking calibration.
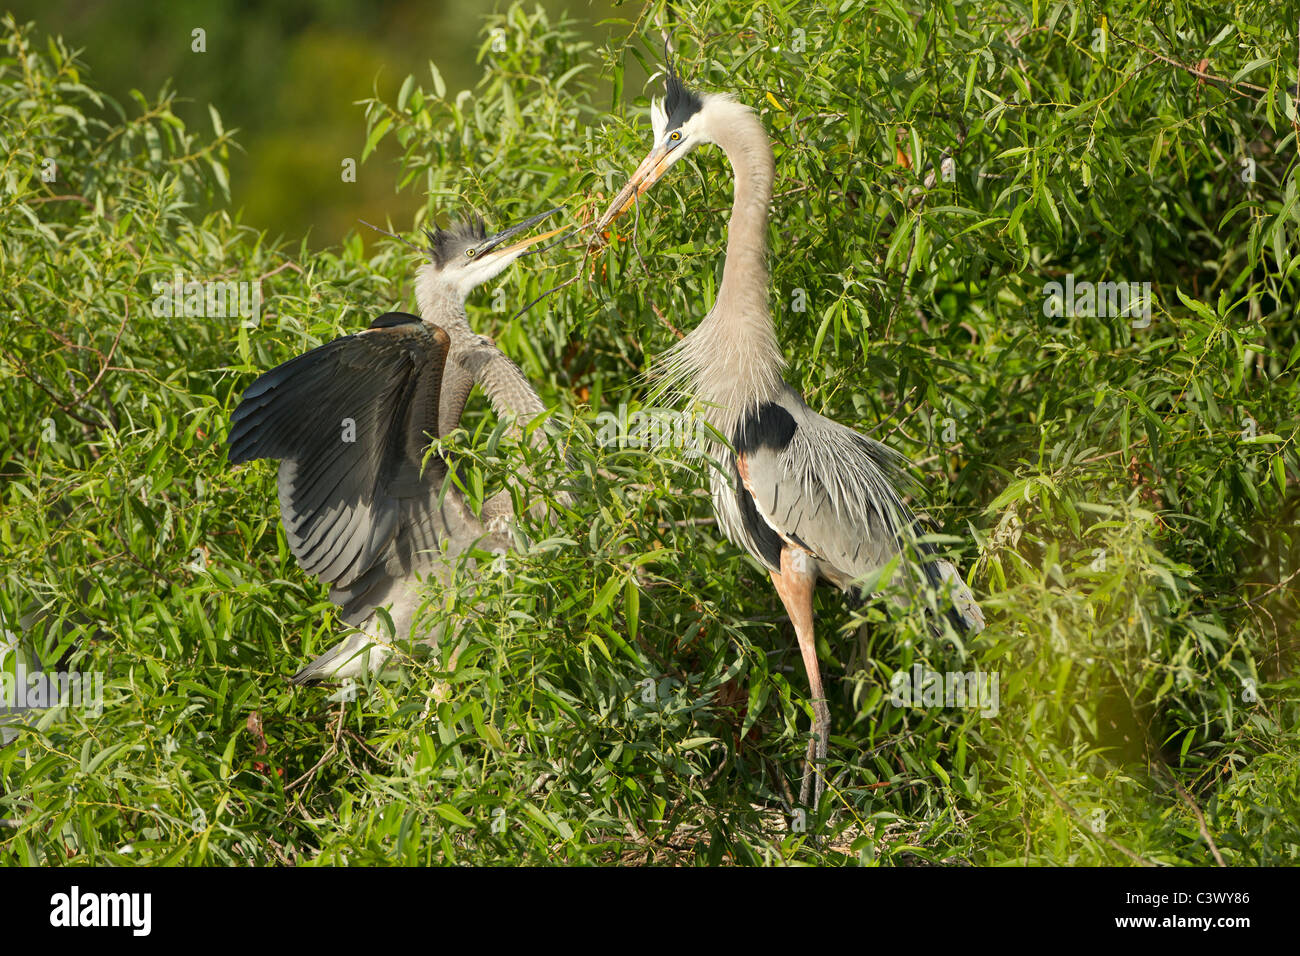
[228,209,566,684]
[593,62,984,806]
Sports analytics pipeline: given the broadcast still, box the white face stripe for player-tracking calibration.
[650,94,716,153]
[453,249,520,300]
[644,116,702,186]
[650,97,667,142]
[656,105,712,160]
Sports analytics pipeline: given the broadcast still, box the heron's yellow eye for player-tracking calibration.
[670,130,681,142]
[465,248,476,258]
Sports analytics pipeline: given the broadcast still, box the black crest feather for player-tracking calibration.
[425,216,488,266]
[663,46,702,130]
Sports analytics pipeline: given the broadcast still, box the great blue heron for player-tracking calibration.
[593,62,985,806]
[228,209,566,684]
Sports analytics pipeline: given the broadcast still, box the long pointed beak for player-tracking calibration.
[594,145,673,233]
[481,207,568,258]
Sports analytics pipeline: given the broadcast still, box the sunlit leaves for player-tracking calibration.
[2,0,1299,866]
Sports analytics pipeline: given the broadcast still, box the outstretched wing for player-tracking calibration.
[728,386,984,633]
[228,312,462,622]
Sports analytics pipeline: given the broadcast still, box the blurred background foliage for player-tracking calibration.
[1,0,624,244]
[1,0,1298,865]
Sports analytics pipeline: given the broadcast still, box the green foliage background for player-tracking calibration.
[1,0,1298,864]
[0,0,626,246]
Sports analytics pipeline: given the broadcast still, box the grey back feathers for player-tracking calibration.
[724,388,978,630]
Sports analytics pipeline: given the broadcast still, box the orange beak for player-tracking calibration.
[473,207,569,261]
[492,223,570,258]
[594,145,674,234]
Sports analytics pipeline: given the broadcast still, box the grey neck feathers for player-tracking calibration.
[416,265,469,331]
[415,263,546,433]
[655,99,786,438]
[462,345,546,423]
[414,263,563,516]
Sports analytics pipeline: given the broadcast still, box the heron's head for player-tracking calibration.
[596,61,741,230]
[421,208,566,300]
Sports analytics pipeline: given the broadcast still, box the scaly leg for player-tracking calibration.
[770,546,827,808]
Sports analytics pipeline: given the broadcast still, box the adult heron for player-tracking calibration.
[228,209,567,684]
[593,62,985,806]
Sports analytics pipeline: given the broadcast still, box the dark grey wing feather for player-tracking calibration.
[229,312,454,611]
[328,468,501,625]
[738,398,912,585]
[734,387,984,633]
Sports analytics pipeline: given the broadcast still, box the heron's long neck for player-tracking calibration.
[414,265,563,517]
[658,105,785,436]
[467,345,546,421]
[415,265,547,426]
[416,268,473,432]
[415,268,465,328]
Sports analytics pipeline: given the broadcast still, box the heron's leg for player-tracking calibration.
[770,546,827,808]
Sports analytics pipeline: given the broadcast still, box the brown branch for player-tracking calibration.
[27,193,94,207]
[286,703,347,792]
[257,260,304,284]
[1155,765,1226,866]
[650,302,685,340]
[3,354,105,429]
[1111,28,1270,96]
[1222,563,1300,611]
[70,298,130,408]
[25,191,140,256]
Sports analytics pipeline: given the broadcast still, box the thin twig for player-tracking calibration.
[70,299,130,408]
[3,357,106,429]
[1221,564,1300,611]
[257,260,304,283]
[285,703,347,791]
[650,302,685,339]
[1111,28,1270,96]
[1156,765,1226,866]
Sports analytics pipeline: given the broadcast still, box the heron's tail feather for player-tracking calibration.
[927,559,985,636]
[289,632,392,686]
